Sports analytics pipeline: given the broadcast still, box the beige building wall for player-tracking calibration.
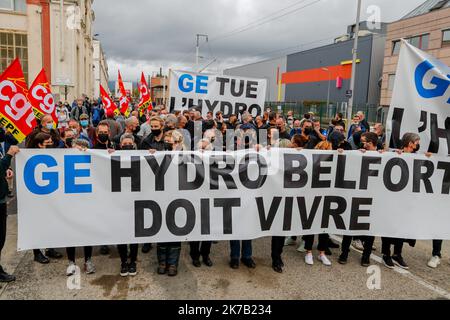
[26,4,43,83]
[49,0,95,103]
[1,0,98,103]
[381,7,450,106]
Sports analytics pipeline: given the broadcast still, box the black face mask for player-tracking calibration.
[413,144,420,153]
[134,126,141,134]
[98,134,109,143]
[304,128,313,135]
[122,145,135,151]
[164,142,173,151]
[66,138,74,147]
[152,129,162,136]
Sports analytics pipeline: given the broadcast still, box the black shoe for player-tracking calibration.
[167,265,178,277]
[241,258,256,269]
[192,259,201,268]
[157,263,167,275]
[120,262,129,277]
[229,258,239,269]
[141,243,152,254]
[328,239,340,249]
[128,262,137,276]
[202,256,213,267]
[361,255,371,267]
[324,247,332,256]
[34,251,50,264]
[0,266,15,283]
[383,255,395,269]
[45,249,63,259]
[272,260,283,273]
[338,252,348,265]
[100,245,110,255]
[392,255,409,269]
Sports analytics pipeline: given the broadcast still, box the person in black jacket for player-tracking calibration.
[114,116,141,148]
[140,116,165,151]
[0,145,19,283]
[138,116,165,254]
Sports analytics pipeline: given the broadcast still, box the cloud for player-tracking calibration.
[93,0,426,80]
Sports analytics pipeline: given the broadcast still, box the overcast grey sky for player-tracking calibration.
[92,0,426,81]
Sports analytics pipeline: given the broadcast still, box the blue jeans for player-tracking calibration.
[230,240,252,259]
[157,242,181,266]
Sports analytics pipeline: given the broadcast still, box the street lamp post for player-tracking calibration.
[196,34,208,70]
[322,67,331,111]
[348,0,362,125]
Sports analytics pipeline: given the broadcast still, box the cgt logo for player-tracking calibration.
[24,155,92,195]
[414,60,450,104]
[178,74,208,94]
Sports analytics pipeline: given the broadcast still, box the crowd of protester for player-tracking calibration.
[0,96,446,283]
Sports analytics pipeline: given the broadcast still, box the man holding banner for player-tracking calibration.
[0,145,19,283]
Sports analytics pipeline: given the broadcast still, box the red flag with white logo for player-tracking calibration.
[100,84,120,117]
[28,68,57,125]
[138,72,152,117]
[0,58,37,143]
[118,70,130,117]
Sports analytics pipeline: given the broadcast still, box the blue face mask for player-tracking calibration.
[45,123,53,130]
[80,120,89,127]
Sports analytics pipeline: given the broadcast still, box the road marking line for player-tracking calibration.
[330,235,450,300]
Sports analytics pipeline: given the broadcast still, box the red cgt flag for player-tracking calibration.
[138,72,152,117]
[28,68,57,125]
[100,84,120,117]
[0,58,36,143]
[118,70,130,117]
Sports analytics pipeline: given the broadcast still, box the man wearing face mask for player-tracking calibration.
[68,119,92,148]
[61,128,76,149]
[79,114,96,144]
[94,121,115,150]
[300,120,319,149]
[114,116,142,148]
[26,115,64,149]
[140,116,165,152]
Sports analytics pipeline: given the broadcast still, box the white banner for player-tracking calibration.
[387,40,450,155]
[169,70,267,118]
[16,149,450,250]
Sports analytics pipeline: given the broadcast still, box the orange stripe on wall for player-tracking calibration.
[281,65,352,84]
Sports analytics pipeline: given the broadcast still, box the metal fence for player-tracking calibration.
[265,101,388,127]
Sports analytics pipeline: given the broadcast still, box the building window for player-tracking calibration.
[0,32,28,82]
[392,34,430,55]
[392,40,401,55]
[443,29,450,47]
[388,74,396,91]
[0,0,26,12]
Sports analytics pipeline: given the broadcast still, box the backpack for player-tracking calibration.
[92,107,101,125]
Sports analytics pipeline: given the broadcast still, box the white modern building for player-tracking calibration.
[93,39,108,99]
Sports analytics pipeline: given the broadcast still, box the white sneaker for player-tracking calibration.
[427,256,441,268]
[351,240,364,252]
[297,240,306,253]
[66,262,77,276]
[318,254,332,266]
[284,237,296,246]
[305,252,314,265]
[84,259,96,274]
